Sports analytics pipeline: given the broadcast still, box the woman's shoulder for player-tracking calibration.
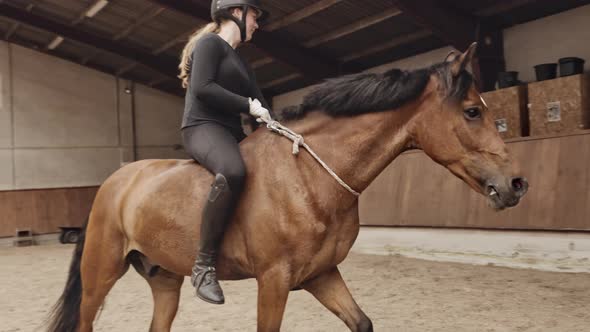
[201,32,219,40]
[194,33,227,53]
[201,33,226,46]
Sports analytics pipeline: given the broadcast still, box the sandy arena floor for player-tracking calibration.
[1,244,589,332]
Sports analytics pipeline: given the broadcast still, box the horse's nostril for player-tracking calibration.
[511,177,528,193]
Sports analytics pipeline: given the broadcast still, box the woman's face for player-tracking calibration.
[233,7,260,42]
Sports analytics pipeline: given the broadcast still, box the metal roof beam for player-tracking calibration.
[264,0,343,32]
[147,0,341,81]
[475,0,539,17]
[71,0,109,26]
[4,3,33,40]
[259,73,302,90]
[394,0,476,51]
[251,57,274,69]
[0,3,178,80]
[248,8,403,71]
[113,22,189,75]
[148,76,170,87]
[0,37,183,96]
[82,5,166,65]
[303,7,401,48]
[112,5,166,41]
[339,30,430,63]
[152,27,193,55]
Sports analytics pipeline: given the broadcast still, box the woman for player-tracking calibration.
[178,0,272,305]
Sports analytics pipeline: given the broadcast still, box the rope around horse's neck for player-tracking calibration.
[259,118,361,197]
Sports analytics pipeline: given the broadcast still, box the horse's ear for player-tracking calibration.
[444,51,460,63]
[451,42,477,76]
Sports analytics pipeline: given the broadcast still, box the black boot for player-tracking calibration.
[191,173,236,305]
[191,252,224,304]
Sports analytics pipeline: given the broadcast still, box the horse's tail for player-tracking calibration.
[46,222,87,332]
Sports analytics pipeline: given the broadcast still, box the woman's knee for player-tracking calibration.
[220,164,246,191]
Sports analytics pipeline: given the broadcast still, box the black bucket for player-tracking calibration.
[534,63,557,81]
[558,57,585,77]
[497,71,520,88]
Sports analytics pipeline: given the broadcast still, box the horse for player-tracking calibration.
[47,43,528,332]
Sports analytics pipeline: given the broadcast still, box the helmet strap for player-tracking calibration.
[227,6,248,42]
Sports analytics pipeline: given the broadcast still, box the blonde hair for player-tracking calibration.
[178,22,220,89]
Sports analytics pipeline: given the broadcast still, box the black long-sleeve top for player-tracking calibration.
[181,32,269,130]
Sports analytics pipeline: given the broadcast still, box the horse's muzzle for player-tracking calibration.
[485,176,529,210]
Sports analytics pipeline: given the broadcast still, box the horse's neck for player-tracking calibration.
[284,103,418,198]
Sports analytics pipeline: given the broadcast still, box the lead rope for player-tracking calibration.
[257,118,361,197]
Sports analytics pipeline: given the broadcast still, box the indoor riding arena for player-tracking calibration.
[1,1,590,331]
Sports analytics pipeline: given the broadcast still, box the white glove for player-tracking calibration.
[248,98,273,123]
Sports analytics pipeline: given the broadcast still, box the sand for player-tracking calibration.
[1,244,589,331]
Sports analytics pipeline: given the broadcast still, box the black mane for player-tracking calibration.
[279,62,473,121]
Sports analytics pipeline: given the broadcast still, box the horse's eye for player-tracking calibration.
[464,107,482,120]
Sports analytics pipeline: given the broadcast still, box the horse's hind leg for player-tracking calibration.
[78,218,129,332]
[302,267,373,332]
[131,261,183,332]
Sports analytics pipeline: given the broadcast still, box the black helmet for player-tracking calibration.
[210,0,269,42]
[211,0,268,21]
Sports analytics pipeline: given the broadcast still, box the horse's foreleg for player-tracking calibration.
[256,266,292,332]
[302,267,373,332]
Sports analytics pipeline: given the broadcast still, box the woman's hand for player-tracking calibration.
[249,98,273,123]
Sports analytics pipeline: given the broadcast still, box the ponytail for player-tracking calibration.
[178,22,220,88]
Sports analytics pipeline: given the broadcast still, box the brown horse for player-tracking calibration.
[48,43,528,332]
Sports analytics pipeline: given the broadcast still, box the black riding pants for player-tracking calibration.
[181,122,247,192]
[181,123,247,256]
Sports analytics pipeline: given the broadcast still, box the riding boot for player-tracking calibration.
[191,173,236,305]
[191,251,224,304]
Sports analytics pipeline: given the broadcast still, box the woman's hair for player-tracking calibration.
[178,22,221,89]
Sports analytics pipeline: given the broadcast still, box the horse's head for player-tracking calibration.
[410,43,528,210]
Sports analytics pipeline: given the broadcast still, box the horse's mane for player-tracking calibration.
[278,62,474,121]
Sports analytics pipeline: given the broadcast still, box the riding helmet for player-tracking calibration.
[210,0,268,41]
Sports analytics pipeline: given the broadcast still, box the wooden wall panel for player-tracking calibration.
[2,132,590,237]
[0,186,98,237]
[360,132,590,231]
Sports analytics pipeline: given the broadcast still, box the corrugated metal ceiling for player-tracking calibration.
[1,0,589,98]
